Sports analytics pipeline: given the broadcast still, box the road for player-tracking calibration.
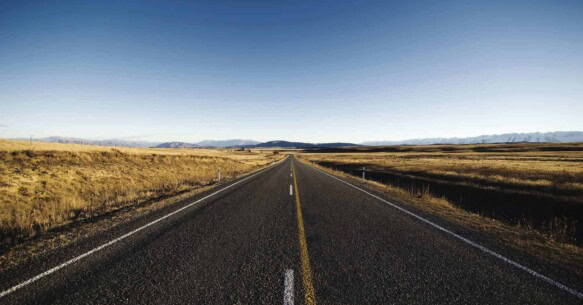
[1,156,582,304]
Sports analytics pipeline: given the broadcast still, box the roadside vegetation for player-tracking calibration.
[298,143,583,271]
[0,139,283,250]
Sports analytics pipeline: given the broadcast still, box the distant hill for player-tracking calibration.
[155,142,198,148]
[361,131,583,146]
[252,141,312,148]
[249,140,359,148]
[197,139,259,147]
[20,131,582,149]
[27,138,357,149]
[26,136,160,148]
[18,137,258,148]
[317,142,360,148]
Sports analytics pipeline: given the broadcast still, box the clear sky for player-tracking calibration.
[1,0,582,143]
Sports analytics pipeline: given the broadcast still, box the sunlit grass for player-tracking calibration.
[301,144,583,198]
[0,139,283,244]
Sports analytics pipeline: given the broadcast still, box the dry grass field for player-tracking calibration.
[0,139,283,248]
[299,143,583,244]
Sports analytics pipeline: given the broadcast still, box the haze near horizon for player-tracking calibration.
[1,0,582,143]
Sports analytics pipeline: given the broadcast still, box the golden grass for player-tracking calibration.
[0,139,283,244]
[300,145,583,199]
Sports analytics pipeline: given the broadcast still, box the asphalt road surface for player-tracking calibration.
[1,156,582,304]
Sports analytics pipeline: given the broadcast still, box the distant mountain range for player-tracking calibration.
[196,139,260,147]
[155,139,259,148]
[25,136,160,147]
[153,140,357,149]
[16,131,583,149]
[155,141,199,148]
[246,140,359,148]
[22,137,259,148]
[24,137,357,149]
[361,131,583,146]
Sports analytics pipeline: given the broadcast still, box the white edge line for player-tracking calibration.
[0,161,281,299]
[310,164,583,300]
[284,269,294,305]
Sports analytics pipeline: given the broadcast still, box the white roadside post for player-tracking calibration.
[218,167,221,182]
[362,166,366,180]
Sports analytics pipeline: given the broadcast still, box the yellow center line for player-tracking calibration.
[292,160,317,305]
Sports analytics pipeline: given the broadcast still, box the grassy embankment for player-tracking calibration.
[0,139,283,248]
[298,143,583,271]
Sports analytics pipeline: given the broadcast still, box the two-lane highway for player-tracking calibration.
[1,156,582,304]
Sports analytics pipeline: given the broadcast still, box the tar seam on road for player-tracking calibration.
[284,269,294,305]
[0,160,283,299]
[308,162,583,300]
[292,161,317,305]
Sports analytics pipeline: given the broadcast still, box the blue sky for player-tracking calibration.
[1,0,582,143]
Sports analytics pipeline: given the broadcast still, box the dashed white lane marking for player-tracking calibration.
[0,162,281,299]
[311,165,583,300]
[283,269,294,305]
[290,184,293,195]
